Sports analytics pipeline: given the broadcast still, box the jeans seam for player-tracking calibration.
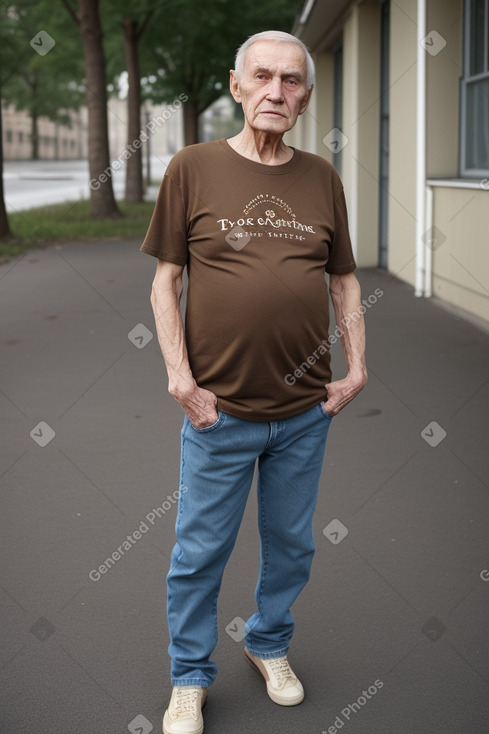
[176,429,186,537]
[171,678,211,687]
[212,598,218,651]
[254,479,269,648]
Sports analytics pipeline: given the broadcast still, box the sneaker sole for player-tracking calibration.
[162,720,204,734]
[244,650,304,706]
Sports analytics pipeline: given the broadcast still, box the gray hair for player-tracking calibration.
[234,30,315,88]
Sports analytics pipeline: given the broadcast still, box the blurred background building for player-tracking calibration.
[1,97,183,163]
[2,103,86,160]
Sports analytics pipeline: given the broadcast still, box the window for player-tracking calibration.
[461,0,489,176]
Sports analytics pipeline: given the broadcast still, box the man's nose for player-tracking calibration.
[266,77,284,102]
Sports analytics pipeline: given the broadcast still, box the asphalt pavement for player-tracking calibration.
[1,239,488,734]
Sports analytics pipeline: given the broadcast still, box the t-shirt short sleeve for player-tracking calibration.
[325,176,356,275]
[140,168,188,265]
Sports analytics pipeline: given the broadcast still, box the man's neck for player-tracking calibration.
[226,128,294,165]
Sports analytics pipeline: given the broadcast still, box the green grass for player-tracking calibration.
[0,199,156,260]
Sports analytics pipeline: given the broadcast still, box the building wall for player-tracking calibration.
[291,0,489,325]
[387,0,418,286]
[290,1,381,268]
[426,0,463,178]
[2,98,183,162]
[432,187,489,321]
[426,0,489,321]
[314,52,335,157]
[2,104,87,160]
[343,0,381,267]
[284,52,335,157]
[107,97,184,161]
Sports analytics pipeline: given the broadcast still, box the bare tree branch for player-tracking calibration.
[60,0,79,26]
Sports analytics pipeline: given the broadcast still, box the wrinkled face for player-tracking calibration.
[230,40,312,136]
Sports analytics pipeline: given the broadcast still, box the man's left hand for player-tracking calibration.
[322,372,367,416]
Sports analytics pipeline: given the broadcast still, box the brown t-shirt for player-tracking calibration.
[141,138,355,421]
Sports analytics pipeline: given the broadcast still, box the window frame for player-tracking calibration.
[460,0,489,177]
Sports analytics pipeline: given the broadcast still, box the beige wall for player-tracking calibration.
[341,1,381,267]
[426,0,489,324]
[284,51,335,155]
[351,0,381,267]
[426,0,463,178]
[314,52,335,159]
[341,5,357,252]
[291,1,381,268]
[284,50,334,154]
[387,0,418,286]
[291,0,489,326]
[431,186,489,320]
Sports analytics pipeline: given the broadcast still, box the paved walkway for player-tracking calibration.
[1,240,488,733]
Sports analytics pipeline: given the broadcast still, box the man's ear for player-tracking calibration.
[299,84,314,115]
[229,70,242,103]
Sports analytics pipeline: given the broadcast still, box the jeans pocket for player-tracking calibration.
[318,401,333,421]
[190,412,225,433]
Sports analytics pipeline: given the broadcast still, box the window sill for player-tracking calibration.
[427,178,489,190]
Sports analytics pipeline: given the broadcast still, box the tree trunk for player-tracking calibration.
[30,110,39,160]
[123,19,143,202]
[78,0,119,218]
[183,101,200,146]
[0,100,13,240]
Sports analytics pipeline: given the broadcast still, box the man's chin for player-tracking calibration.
[251,117,294,135]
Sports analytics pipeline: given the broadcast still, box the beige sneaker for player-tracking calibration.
[162,686,207,734]
[244,647,304,706]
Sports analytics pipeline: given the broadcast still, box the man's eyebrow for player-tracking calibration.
[253,66,304,81]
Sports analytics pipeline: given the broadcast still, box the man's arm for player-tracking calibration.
[322,271,368,416]
[150,259,218,428]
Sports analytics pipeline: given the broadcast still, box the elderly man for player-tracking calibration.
[141,29,367,734]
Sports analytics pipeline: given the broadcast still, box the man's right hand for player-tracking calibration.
[169,380,218,429]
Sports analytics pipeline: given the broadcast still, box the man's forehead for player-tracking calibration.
[243,40,307,74]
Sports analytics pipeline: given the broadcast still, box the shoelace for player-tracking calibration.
[174,687,200,715]
[268,657,295,688]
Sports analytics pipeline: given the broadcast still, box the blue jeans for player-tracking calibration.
[167,402,333,687]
